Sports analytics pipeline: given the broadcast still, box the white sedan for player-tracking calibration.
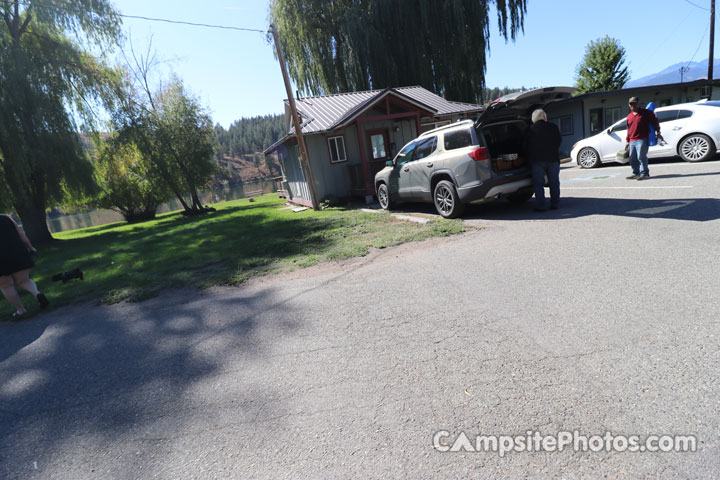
[571,101,720,168]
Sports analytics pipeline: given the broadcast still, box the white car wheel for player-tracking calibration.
[679,134,715,162]
[577,147,600,168]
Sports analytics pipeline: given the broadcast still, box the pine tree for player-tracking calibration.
[575,36,629,94]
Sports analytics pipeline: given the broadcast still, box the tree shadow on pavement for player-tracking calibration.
[384,196,720,223]
[464,196,720,223]
[0,285,299,479]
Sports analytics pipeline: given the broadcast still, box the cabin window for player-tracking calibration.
[369,134,387,159]
[328,136,347,163]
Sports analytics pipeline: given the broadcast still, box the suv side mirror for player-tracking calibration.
[386,160,394,167]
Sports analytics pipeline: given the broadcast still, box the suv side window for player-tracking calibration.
[655,110,679,123]
[395,141,417,165]
[444,128,474,150]
[415,136,437,160]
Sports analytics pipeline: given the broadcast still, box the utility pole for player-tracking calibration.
[269,23,319,211]
[708,0,715,99]
[680,66,690,83]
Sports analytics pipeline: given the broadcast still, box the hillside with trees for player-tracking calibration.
[213,114,285,185]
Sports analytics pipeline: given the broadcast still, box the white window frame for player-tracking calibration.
[327,135,347,164]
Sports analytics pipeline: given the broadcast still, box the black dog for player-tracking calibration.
[52,268,84,283]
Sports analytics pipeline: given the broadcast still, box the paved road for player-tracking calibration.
[2,159,720,479]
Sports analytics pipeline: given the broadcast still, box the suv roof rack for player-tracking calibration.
[421,119,474,136]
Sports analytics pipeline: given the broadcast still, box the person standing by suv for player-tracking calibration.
[523,109,562,211]
[626,96,663,180]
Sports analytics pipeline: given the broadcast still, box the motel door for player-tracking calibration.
[366,129,391,180]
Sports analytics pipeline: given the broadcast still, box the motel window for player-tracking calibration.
[421,120,451,133]
[589,108,603,134]
[605,108,621,128]
[551,116,573,136]
[328,136,347,163]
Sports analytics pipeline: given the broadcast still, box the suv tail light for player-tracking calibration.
[469,147,488,161]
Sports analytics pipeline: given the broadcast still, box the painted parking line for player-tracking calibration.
[561,186,693,189]
[562,172,625,183]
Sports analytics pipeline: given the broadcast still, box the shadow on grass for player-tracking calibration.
[1,199,393,318]
[0,284,299,478]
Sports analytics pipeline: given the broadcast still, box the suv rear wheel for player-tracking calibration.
[377,183,394,210]
[433,180,464,218]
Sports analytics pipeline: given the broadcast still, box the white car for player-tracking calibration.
[571,101,720,168]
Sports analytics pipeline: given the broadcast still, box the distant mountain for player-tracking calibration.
[626,58,720,87]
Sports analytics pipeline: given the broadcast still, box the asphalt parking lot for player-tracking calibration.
[1,158,719,479]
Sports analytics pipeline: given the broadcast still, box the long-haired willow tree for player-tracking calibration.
[269,0,527,102]
[0,1,120,244]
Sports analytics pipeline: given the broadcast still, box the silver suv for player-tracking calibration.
[374,87,575,218]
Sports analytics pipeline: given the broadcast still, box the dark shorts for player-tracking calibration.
[0,254,34,277]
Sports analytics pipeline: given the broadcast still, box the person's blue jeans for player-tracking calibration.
[629,138,649,177]
[531,162,560,209]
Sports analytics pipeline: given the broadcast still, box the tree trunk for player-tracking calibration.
[15,202,53,245]
[190,190,203,211]
[173,189,192,211]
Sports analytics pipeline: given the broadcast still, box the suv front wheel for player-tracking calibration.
[377,183,394,210]
[433,180,464,218]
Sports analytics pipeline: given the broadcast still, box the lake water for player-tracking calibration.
[47,179,277,233]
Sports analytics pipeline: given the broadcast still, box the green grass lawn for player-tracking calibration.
[2,195,465,318]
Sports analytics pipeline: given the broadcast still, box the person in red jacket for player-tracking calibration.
[625,96,663,180]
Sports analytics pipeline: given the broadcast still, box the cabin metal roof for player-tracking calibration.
[264,86,483,154]
[292,86,483,134]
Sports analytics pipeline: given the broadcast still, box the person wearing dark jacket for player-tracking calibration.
[523,109,563,211]
[0,214,49,318]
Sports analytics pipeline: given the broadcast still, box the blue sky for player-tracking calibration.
[111,0,715,128]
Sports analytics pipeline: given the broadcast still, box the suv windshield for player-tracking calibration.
[394,141,416,165]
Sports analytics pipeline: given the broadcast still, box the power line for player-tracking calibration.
[3,0,267,33]
[686,22,711,68]
[632,11,693,75]
[682,0,710,11]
